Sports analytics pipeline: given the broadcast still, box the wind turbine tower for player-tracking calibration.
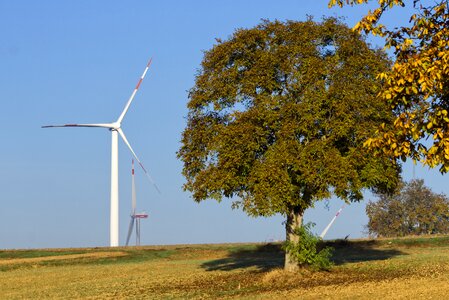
[126,160,149,246]
[43,59,159,247]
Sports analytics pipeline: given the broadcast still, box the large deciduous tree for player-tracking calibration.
[178,18,400,271]
[329,0,449,172]
[366,179,449,237]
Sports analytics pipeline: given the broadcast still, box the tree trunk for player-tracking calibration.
[284,205,304,272]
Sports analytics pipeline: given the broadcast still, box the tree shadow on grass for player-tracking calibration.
[328,239,404,265]
[201,240,405,272]
[201,244,284,272]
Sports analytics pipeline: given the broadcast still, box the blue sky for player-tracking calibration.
[0,0,447,249]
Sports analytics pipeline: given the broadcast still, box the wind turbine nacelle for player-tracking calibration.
[135,213,149,218]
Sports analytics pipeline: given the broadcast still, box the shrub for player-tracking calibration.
[283,223,334,271]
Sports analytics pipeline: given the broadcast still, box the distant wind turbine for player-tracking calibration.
[320,205,345,239]
[125,159,149,246]
[42,59,159,247]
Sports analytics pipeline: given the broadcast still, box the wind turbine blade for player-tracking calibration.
[320,205,345,239]
[117,58,153,124]
[42,123,114,129]
[125,217,135,246]
[132,159,136,215]
[117,128,161,193]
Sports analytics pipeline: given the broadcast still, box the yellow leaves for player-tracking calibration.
[396,77,405,85]
[377,72,388,80]
[433,129,444,140]
[442,163,449,173]
[402,142,411,155]
[393,86,404,93]
[435,2,447,14]
[328,0,338,7]
[427,145,438,156]
[444,142,449,155]
[353,21,362,32]
[363,138,373,148]
[421,81,427,92]
[371,25,386,37]
[438,147,448,159]
[366,8,383,23]
[390,0,405,8]
[328,0,368,6]
[332,0,449,172]
[417,76,425,84]
[436,109,448,117]
[404,38,414,46]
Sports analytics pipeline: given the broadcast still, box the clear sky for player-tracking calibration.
[1,0,447,249]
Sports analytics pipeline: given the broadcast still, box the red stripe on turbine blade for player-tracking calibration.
[135,78,143,90]
[147,58,153,67]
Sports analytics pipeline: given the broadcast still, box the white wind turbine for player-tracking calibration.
[43,59,159,247]
[125,159,149,246]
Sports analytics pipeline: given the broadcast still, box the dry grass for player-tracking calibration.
[0,251,127,266]
[1,237,449,299]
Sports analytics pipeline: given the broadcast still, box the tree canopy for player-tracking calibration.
[330,1,449,172]
[178,18,400,270]
[366,179,449,237]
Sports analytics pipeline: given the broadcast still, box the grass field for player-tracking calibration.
[1,236,449,299]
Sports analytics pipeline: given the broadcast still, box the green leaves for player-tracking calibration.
[178,18,399,217]
[282,223,334,271]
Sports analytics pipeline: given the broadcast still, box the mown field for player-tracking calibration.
[1,236,449,299]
